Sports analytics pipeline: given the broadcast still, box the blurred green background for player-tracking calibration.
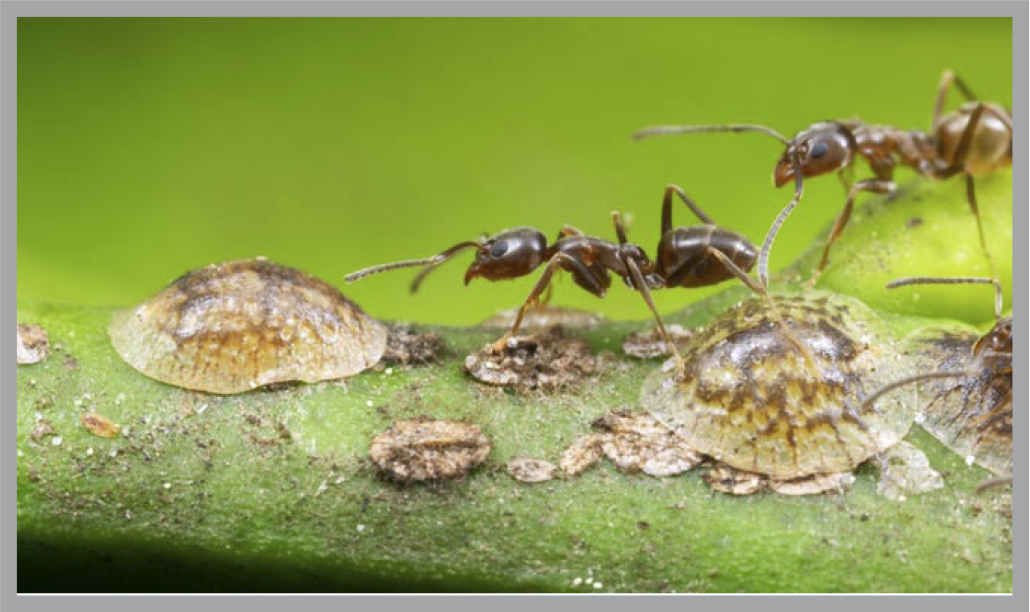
[17,18,1012,326]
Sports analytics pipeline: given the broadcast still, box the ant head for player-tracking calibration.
[773,122,856,187]
[464,227,548,284]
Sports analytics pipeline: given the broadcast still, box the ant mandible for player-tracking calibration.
[633,69,1011,285]
[345,184,807,363]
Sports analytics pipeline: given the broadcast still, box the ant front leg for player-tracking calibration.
[808,178,895,288]
[493,251,605,351]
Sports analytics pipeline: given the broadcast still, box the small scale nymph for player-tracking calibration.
[109,258,388,394]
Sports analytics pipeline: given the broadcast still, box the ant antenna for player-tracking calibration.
[758,148,803,288]
[887,276,1003,323]
[632,124,792,146]
[344,240,486,292]
[859,369,976,414]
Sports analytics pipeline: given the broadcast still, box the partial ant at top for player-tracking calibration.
[633,70,1011,285]
[345,184,810,364]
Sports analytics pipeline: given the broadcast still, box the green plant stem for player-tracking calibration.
[16,173,1012,592]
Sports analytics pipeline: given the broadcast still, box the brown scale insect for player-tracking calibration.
[860,276,1012,478]
[109,258,388,394]
[345,184,773,361]
[640,291,928,496]
[634,69,1011,284]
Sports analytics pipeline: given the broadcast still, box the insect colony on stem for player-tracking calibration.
[57,69,1007,490]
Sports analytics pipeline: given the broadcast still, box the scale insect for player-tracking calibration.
[860,276,1012,477]
[639,290,931,496]
[109,258,388,394]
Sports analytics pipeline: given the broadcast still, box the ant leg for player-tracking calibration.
[933,69,978,128]
[663,184,716,232]
[926,104,998,279]
[493,252,602,351]
[623,256,685,367]
[837,164,856,193]
[936,103,986,179]
[808,178,895,288]
[965,174,998,279]
[536,282,555,309]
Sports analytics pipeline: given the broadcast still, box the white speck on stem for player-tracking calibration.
[593,582,603,589]
[163,482,172,490]
[965,455,975,466]
[51,437,62,446]
[86,447,94,456]
[572,578,582,586]
[366,400,374,407]
[356,524,366,533]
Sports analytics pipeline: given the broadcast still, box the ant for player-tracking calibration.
[345,184,809,362]
[860,276,1011,482]
[633,70,1012,286]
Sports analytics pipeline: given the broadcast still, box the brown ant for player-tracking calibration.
[860,276,1012,483]
[633,70,1011,285]
[345,184,809,362]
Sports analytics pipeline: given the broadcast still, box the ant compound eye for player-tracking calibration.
[810,141,829,159]
[490,241,511,258]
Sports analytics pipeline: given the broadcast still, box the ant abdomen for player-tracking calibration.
[655,226,758,288]
[935,102,1011,174]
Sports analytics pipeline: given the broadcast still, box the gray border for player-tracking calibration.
[4,2,1025,612]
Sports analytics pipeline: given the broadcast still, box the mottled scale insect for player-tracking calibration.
[641,291,920,486]
[109,258,388,394]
